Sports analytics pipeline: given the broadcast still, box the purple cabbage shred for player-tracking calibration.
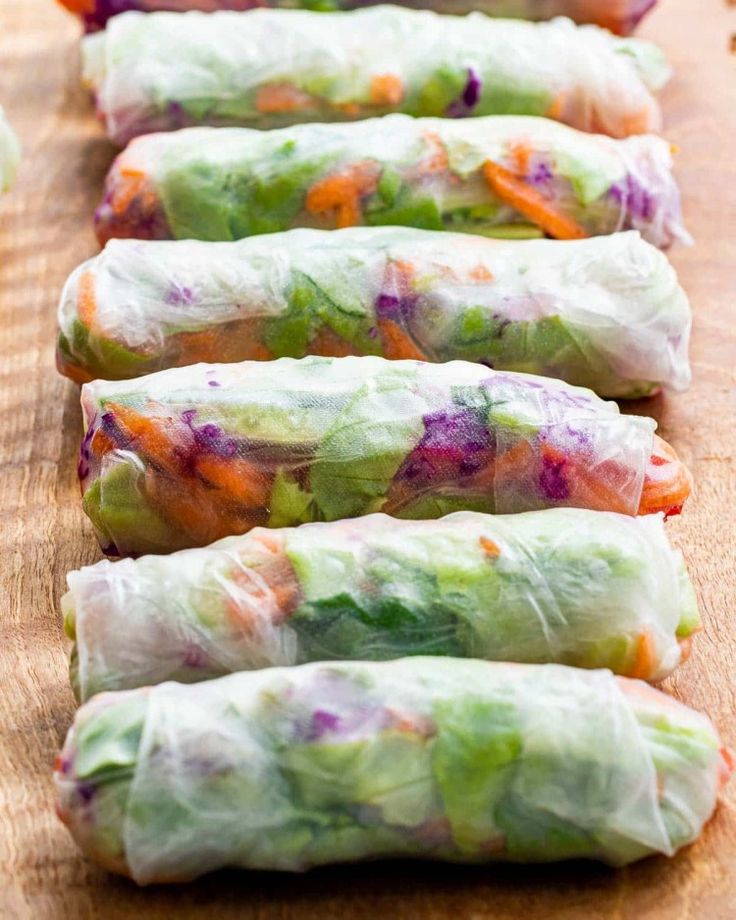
[446,67,482,118]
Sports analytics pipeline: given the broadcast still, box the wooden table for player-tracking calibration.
[1,0,735,915]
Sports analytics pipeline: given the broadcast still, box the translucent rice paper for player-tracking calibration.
[60,0,659,37]
[54,659,731,882]
[82,9,669,145]
[64,508,701,701]
[0,105,21,193]
[78,355,672,556]
[94,116,691,250]
[57,228,691,397]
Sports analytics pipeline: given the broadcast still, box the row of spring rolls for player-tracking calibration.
[55,660,730,882]
[57,228,692,396]
[95,116,689,247]
[59,0,659,35]
[81,8,669,144]
[77,355,693,555]
[54,0,732,884]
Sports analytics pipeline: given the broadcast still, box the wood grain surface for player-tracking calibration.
[1,0,735,916]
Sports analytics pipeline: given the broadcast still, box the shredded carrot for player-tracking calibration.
[308,326,358,357]
[386,708,434,736]
[418,130,449,174]
[195,454,272,508]
[305,161,381,228]
[77,271,98,332]
[638,435,692,517]
[620,106,655,136]
[226,531,302,631]
[392,259,415,278]
[110,166,151,218]
[246,343,274,361]
[509,141,533,176]
[89,428,114,459]
[176,325,272,364]
[338,102,361,117]
[144,469,245,545]
[104,403,181,474]
[454,439,530,502]
[248,527,284,555]
[58,0,95,12]
[175,330,223,364]
[482,160,588,241]
[369,74,404,106]
[255,84,315,114]
[479,536,501,557]
[628,631,656,680]
[469,264,494,282]
[545,93,567,122]
[377,318,429,361]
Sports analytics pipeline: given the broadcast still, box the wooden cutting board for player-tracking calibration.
[1,0,734,915]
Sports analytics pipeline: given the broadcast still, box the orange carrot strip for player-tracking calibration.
[110,167,150,218]
[176,323,272,364]
[509,141,533,176]
[227,531,302,631]
[144,469,237,546]
[545,93,567,122]
[175,329,224,364]
[628,631,656,680]
[77,271,98,332]
[305,162,381,228]
[470,264,494,282]
[308,326,359,357]
[89,429,114,459]
[620,106,656,136]
[479,536,501,557]
[369,74,404,106]
[255,84,315,114]
[194,454,272,508]
[482,159,588,241]
[476,439,535,491]
[418,130,449,174]
[377,318,429,361]
[104,403,181,475]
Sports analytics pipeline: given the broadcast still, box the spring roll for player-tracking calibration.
[57,228,691,397]
[64,508,701,702]
[78,355,692,556]
[54,659,733,881]
[82,8,669,145]
[94,116,689,250]
[59,1,659,37]
[0,105,20,193]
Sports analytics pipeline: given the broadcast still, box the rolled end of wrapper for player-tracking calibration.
[615,677,732,844]
[95,142,170,245]
[616,135,692,250]
[54,689,143,879]
[55,663,731,881]
[639,434,693,517]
